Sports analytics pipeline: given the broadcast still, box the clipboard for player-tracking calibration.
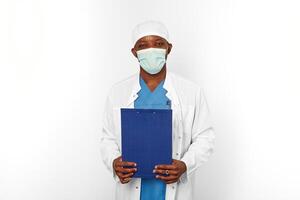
[121,108,172,178]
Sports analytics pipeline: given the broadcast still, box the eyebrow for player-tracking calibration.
[155,38,165,42]
[137,38,165,44]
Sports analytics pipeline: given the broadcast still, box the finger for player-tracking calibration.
[121,177,132,184]
[115,158,135,167]
[155,175,177,181]
[117,172,127,181]
[165,180,178,184]
[120,161,137,167]
[122,172,134,178]
[120,179,128,184]
[117,172,134,179]
[115,160,124,167]
[153,169,178,176]
[115,167,137,174]
[115,161,122,167]
[155,164,177,170]
[123,177,132,182]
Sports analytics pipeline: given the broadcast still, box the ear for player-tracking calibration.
[131,48,137,58]
[167,43,173,55]
[165,43,172,59]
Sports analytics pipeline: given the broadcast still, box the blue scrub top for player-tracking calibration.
[134,76,171,200]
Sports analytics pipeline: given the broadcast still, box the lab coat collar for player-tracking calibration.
[126,71,180,107]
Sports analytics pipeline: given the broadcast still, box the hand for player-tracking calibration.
[153,159,187,184]
[112,156,137,184]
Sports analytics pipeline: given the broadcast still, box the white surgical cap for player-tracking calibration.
[132,20,169,46]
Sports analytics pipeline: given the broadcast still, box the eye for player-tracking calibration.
[156,42,164,46]
[137,43,146,48]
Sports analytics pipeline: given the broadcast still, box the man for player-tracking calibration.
[100,20,215,200]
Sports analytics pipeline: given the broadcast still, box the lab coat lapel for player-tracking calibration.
[163,72,180,107]
[126,73,141,108]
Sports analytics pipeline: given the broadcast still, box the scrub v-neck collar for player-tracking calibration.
[139,76,165,94]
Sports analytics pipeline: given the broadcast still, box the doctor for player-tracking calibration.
[100,20,215,200]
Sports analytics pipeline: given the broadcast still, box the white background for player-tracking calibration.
[1,0,300,199]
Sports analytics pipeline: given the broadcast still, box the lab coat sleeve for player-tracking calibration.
[99,94,121,183]
[179,87,215,183]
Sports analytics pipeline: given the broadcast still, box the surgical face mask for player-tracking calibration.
[136,48,167,74]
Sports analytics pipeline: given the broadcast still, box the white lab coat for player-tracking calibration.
[100,71,215,200]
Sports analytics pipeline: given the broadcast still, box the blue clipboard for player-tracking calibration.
[121,108,172,178]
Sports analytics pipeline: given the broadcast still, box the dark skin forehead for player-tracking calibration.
[134,35,169,49]
[131,35,172,57]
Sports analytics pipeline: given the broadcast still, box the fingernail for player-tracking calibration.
[155,166,157,169]
[153,169,155,173]
[134,163,137,167]
[156,175,159,178]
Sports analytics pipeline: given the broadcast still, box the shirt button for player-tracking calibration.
[172,186,175,189]
[136,186,139,189]
[176,153,179,156]
[178,136,182,139]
